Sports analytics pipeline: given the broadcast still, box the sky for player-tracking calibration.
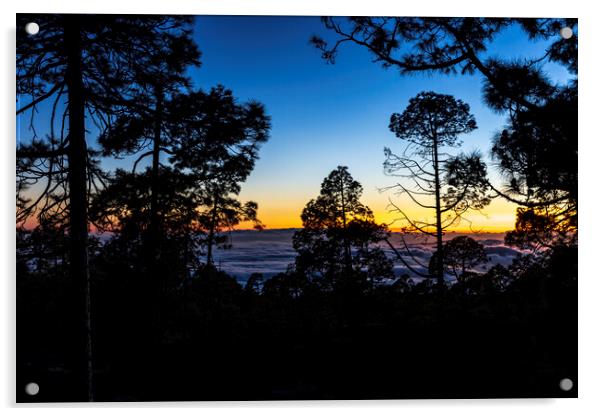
[17,16,574,232]
[183,16,572,231]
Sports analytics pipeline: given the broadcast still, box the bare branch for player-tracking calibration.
[384,238,433,279]
[17,82,64,116]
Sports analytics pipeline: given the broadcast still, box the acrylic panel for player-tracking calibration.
[16,14,577,402]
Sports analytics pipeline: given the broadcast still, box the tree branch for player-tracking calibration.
[17,82,64,116]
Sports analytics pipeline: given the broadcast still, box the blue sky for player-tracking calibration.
[186,16,572,229]
[17,16,574,231]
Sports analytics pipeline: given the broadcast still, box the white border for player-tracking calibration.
[2,1,599,414]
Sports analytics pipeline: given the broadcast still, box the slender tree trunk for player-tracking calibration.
[143,85,165,345]
[339,177,352,273]
[148,85,164,269]
[64,15,94,401]
[432,137,445,287]
[206,189,219,265]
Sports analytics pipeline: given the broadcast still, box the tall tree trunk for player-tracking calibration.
[144,86,165,343]
[432,137,445,287]
[148,85,164,270]
[64,15,93,401]
[339,177,352,273]
[206,188,219,265]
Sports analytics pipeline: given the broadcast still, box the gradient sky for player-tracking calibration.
[17,16,574,232]
[185,16,572,231]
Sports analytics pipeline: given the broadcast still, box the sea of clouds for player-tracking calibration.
[212,229,522,284]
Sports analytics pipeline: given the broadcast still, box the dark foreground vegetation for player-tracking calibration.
[18,238,576,401]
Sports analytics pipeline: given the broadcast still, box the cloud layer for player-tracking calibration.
[213,229,522,284]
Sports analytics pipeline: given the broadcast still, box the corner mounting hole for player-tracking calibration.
[25,22,39,36]
[25,382,39,396]
[560,27,573,39]
[559,378,573,391]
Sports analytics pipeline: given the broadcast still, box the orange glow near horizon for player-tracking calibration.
[18,187,519,234]
[235,195,518,233]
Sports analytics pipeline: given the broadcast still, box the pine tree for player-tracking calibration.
[386,91,488,285]
[293,166,393,290]
[16,13,198,401]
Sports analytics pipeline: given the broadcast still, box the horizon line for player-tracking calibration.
[232,227,513,234]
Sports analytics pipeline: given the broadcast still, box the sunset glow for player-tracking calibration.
[235,194,517,232]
